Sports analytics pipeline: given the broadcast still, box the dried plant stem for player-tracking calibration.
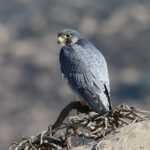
[52,101,91,131]
[9,103,150,150]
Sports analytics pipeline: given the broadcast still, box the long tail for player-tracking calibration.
[79,85,112,115]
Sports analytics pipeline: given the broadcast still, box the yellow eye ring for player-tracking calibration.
[64,34,72,38]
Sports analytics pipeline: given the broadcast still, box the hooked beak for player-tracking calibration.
[57,35,65,44]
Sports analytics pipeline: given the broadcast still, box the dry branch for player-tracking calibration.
[9,103,150,150]
[52,101,91,131]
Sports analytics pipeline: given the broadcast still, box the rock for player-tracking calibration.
[72,121,150,150]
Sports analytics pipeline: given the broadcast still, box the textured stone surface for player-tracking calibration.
[72,121,150,150]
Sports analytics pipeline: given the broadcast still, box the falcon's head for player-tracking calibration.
[57,29,81,46]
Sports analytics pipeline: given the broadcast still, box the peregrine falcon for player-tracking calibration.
[57,29,112,115]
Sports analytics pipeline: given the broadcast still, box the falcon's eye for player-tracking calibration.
[64,34,72,38]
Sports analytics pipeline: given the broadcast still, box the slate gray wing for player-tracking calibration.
[66,70,111,115]
[60,40,111,115]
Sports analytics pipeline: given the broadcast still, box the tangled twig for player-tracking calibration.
[9,103,150,150]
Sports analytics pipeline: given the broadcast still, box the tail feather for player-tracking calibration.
[79,85,112,115]
[79,89,107,115]
[104,84,112,110]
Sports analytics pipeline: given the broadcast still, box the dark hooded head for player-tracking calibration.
[57,29,81,46]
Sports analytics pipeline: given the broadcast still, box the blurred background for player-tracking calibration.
[0,0,150,149]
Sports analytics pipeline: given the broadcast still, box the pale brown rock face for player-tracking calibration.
[72,121,150,150]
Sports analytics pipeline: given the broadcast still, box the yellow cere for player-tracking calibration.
[58,35,65,42]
